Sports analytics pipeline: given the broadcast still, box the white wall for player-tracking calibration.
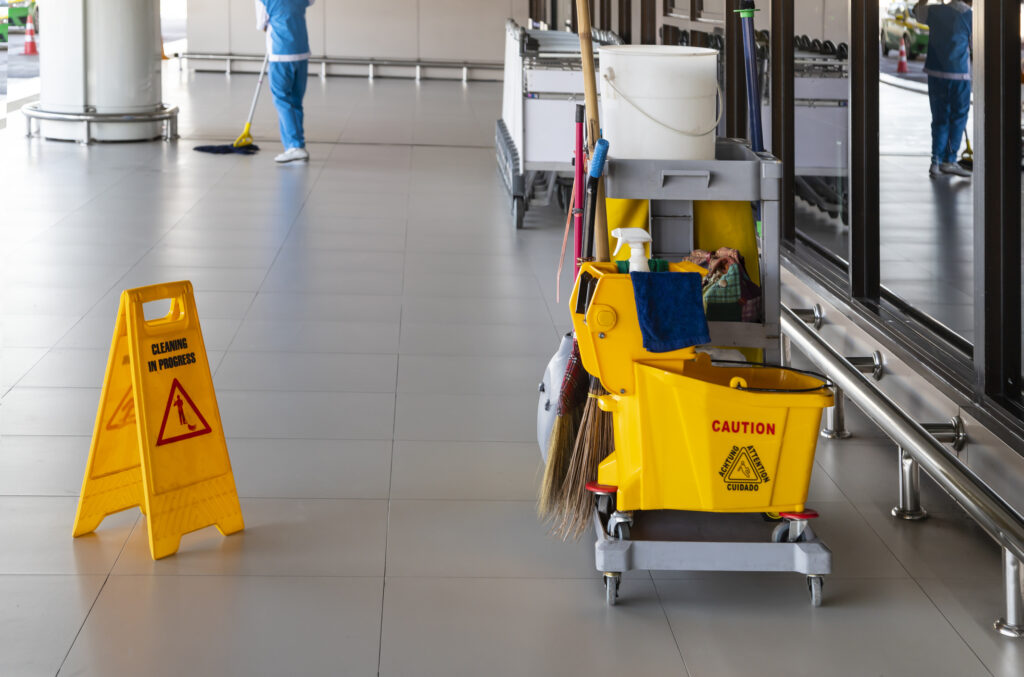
[187,0,529,62]
[795,0,849,42]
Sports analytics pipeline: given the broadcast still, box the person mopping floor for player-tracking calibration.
[256,0,315,163]
[915,0,973,179]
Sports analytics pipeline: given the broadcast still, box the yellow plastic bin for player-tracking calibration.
[568,262,833,515]
[596,354,833,513]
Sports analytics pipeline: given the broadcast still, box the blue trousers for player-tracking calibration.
[269,60,308,149]
[927,76,970,164]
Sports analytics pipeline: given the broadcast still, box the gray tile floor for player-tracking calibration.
[1,67,1022,677]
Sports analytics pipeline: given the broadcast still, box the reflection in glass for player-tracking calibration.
[783,6,850,262]
[879,0,976,345]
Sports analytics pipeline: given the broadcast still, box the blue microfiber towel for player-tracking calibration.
[193,144,261,155]
[630,271,711,353]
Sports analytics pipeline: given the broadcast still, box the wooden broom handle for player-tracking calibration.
[575,0,610,261]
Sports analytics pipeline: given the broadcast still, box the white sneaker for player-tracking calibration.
[275,147,309,163]
[928,163,942,178]
[939,161,971,177]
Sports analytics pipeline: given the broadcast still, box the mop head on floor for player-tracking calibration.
[193,144,261,155]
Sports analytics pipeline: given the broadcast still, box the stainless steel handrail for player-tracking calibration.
[22,103,180,123]
[178,53,503,70]
[21,102,179,144]
[781,305,1024,564]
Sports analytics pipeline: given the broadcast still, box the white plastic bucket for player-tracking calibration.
[599,45,720,161]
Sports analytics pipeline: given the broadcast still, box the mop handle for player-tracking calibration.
[581,139,609,260]
[573,105,585,276]
[246,52,271,126]
[737,2,764,153]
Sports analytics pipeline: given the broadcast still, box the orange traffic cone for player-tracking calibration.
[897,37,909,74]
[23,13,39,56]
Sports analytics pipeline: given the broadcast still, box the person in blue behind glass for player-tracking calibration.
[256,0,315,164]
[915,0,973,178]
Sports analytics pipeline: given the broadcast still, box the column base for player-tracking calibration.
[891,506,928,521]
[993,618,1024,638]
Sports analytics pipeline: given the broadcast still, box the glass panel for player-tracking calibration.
[787,1,850,261]
[879,0,975,346]
[1020,3,1024,391]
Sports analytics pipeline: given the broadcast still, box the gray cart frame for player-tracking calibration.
[594,139,832,606]
[593,505,832,607]
[604,137,782,358]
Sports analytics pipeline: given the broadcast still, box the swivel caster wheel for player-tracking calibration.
[604,572,621,606]
[807,575,824,607]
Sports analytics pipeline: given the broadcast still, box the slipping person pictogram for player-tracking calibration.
[174,394,198,431]
[157,379,212,446]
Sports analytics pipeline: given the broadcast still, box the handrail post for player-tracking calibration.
[892,445,928,520]
[995,548,1024,637]
[820,386,851,439]
[892,419,965,521]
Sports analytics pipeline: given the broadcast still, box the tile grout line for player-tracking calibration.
[910,577,997,677]
[53,512,142,676]
[845,488,1002,673]
[650,573,695,677]
[377,146,413,676]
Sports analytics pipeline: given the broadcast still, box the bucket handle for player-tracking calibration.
[712,359,835,394]
[601,71,724,138]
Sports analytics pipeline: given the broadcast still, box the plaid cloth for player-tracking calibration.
[700,248,762,323]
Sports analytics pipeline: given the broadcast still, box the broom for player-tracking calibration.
[553,377,614,540]
[551,137,613,540]
[539,107,591,520]
[538,343,588,518]
[546,0,617,540]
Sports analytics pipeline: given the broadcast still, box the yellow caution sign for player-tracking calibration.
[73,282,244,560]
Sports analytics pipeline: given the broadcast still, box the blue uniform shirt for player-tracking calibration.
[256,0,315,61]
[919,1,972,80]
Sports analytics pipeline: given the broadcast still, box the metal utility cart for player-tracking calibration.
[495,20,621,229]
[581,138,833,607]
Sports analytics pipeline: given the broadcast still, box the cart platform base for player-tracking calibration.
[594,508,832,607]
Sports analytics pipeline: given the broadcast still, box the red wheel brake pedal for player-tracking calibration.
[779,509,819,520]
[585,481,617,495]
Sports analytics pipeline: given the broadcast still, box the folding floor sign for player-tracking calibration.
[73,281,244,560]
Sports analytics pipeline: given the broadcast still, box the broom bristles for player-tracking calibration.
[537,342,589,521]
[552,377,614,541]
[538,405,582,519]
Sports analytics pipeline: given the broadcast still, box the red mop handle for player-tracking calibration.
[573,104,585,276]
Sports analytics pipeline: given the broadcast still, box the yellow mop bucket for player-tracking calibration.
[596,353,833,513]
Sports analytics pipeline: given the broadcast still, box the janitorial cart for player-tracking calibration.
[541,2,835,608]
[569,138,835,606]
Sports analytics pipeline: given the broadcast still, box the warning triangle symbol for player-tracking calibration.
[105,387,136,431]
[156,378,212,446]
[725,447,761,483]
